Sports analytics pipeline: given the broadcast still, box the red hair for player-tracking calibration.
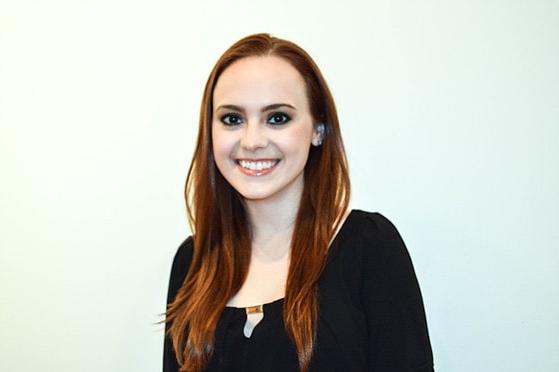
[165,33,350,372]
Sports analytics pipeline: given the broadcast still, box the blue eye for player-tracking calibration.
[220,113,243,126]
[268,112,291,125]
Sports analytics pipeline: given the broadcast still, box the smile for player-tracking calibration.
[236,159,280,176]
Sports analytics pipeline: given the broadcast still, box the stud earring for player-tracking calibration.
[312,123,325,146]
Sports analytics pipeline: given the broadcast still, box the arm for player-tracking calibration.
[361,213,434,371]
[163,237,194,372]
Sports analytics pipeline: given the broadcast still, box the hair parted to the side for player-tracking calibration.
[164,33,350,372]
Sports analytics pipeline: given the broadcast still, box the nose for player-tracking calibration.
[240,121,268,151]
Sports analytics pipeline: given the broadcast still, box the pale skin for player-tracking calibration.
[211,56,350,311]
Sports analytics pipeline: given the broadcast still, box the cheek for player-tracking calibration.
[211,127,230,159]
[279,125,313,159]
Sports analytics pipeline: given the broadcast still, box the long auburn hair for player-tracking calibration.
[165,33,350,372]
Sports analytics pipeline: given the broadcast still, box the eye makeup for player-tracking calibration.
[219,111,292,127]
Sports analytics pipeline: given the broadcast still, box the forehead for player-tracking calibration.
[212,55,308,109]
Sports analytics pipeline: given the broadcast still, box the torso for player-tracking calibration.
[225,208,351,307]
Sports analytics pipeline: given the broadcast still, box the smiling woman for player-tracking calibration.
[212,55,319,203]
[163,33,434,372]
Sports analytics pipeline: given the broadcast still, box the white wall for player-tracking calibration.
[1,0,557,371]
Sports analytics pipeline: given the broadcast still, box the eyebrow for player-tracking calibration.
[215,103,296,113]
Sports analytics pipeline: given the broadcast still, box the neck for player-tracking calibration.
[245,200,298,243]
[243,179,303,249]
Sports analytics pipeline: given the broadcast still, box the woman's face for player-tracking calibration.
[211,55,320,204]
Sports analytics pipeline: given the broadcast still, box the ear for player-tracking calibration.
[312,123,325,146]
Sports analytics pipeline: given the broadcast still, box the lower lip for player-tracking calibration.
[236,161,279,176]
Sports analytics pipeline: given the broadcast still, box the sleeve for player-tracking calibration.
[361,213,434,372]
[163,237,194,372]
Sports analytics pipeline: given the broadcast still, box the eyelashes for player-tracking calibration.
[220,113,243,126]
[268,112,291,125]
[219,112,291,127]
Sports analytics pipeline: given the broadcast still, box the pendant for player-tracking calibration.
[243,305,264,338]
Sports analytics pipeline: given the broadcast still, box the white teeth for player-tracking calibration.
[238,160,278,171]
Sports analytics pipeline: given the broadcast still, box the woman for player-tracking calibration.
[164,33,434,372]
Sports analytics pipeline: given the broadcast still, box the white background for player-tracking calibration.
[1,0,558,371]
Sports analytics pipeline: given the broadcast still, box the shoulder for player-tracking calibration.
[170,236,194,273]
[345,209,407,254]
[341,209,416,280]
[166,236,194,304]
[349,209,401,235]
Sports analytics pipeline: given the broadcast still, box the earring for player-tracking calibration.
[312,123,325,146]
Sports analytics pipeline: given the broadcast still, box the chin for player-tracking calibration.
[237,190,276,202]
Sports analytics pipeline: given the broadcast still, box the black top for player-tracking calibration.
[164,210,434,371]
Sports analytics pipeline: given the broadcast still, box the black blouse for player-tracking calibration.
[164,210,434,371]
